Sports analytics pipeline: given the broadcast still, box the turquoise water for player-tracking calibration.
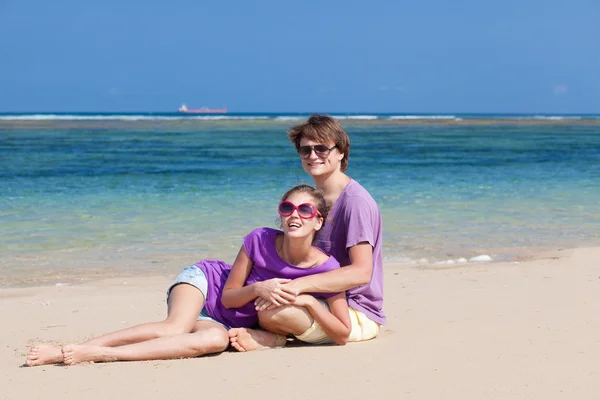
[1,117,599,287]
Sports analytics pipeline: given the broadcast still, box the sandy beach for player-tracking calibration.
[2,247,599,400]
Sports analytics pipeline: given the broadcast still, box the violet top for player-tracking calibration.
[195,227,341,329]
[315,179,386,325]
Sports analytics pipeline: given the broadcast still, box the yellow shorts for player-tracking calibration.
[295,299,381,344]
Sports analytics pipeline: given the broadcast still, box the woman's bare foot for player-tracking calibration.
[26,345,64,366]
[228,328,287,352]
[62,344,115,365]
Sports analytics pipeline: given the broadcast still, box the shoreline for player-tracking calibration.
[3,246,599,399]
[1,243,597,290]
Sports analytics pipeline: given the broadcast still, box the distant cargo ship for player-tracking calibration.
[178,104,227,114]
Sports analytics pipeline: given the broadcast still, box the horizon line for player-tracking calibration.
[1,111,599,115]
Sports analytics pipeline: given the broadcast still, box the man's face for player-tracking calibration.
[299,138,343,178]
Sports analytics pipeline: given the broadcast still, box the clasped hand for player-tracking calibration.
[254,279,298,311]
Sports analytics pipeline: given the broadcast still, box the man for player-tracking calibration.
[228,114,384,350]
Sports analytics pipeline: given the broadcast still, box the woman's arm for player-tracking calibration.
[221,246,295,309]
[221,246,257,309]
[295,293,352,345]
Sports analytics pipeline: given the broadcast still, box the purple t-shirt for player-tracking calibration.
[315,179,386,325]
[195,227,340,328]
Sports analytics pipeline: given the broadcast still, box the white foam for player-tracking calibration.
[185,116,271,120]
[331,115,379,120]
[434,259,456,265]
[273,116,304,121]
[533,115,583,120]
[2,114,597,122]
[469,255,493,262]
[388,115,459,120]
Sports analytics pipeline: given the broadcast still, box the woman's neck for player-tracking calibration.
[278,234,316,267]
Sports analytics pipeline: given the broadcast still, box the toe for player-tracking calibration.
[231,343,245,352]
[227,329,238,338]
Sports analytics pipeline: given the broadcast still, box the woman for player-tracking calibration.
[26,185,351,366]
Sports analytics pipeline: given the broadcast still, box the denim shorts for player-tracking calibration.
[166,266,228,329]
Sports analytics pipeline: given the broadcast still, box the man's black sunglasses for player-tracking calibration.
[298,145,337,159]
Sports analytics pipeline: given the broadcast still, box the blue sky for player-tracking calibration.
[1,0,599,113]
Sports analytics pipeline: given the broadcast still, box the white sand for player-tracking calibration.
[2,247,599,399]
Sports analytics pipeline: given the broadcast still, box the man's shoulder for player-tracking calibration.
[342,180,379,208]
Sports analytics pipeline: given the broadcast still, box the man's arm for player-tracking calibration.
[254,243,372,311]
[299,293,352,345]
[289,242,373,294]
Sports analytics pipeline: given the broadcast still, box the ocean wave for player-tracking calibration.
[383,254,494,265]
[331,115,379,120]
[273,116,305,121]
[184,116,271,120]
[1,113,599,122]
[388,115,460,120]
[532,115,583,120]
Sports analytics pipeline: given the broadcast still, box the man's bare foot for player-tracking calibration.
[26,345,64,366]
[228,328,287,352]
[62,344,113,365]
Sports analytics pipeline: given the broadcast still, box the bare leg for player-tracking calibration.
[62,321,229,365]
[84,283,204,347]
[258,305,314,335]
[228,305,312,352]
[26,345,63,366]
[25,283,204,367]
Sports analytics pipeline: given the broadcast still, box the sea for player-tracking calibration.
[1,112,599,288]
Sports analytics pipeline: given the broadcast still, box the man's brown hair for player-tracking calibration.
[287,114,351,172]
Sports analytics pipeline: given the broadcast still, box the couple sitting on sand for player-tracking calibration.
[26,115,386,366]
